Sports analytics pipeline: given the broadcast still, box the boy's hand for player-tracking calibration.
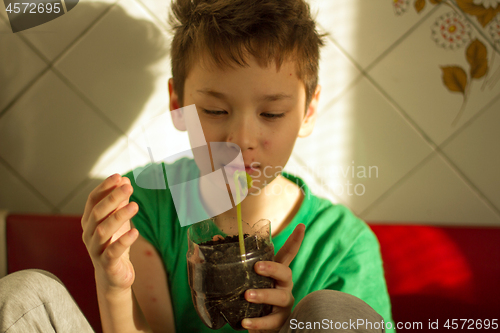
[242,223,306,332]
[81,174,140,294]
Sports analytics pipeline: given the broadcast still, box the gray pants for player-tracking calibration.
[0,270,384,333]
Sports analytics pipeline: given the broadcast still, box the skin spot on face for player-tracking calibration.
[145,250,153,257]
[151,297,157,303]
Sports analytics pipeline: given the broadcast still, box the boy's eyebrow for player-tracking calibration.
[196,89,293,102]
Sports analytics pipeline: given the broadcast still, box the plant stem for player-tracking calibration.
[234,171,246,260]
[452,83,470,127]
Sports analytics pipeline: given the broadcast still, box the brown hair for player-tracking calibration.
[169,0,326,110]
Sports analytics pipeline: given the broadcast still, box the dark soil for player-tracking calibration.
[188,234,275,330]
[200,234,248,248]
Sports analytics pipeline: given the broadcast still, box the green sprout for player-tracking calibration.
[233,170,252,259]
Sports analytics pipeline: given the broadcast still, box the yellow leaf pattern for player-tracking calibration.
[415,0,426,13]
[441,66,468,94]
[394,0,498,126]
[466,39,489,79]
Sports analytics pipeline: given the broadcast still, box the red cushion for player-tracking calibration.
[370,224,500,325]
[6,214,101,333]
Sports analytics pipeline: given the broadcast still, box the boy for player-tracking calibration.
[55,0,393,332]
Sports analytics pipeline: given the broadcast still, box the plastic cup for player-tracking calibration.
[187,217,275,330]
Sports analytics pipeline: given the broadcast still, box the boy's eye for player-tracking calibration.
[202,109,227,116]
[261,113,285,119]
[202,109,285,119]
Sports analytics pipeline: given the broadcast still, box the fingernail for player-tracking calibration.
[247,290,256,299]
[257,262,266,271]
[242,319,252,328]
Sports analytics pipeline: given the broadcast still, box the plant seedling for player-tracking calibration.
[233,170,252,260]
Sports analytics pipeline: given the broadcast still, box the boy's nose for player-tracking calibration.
[226,114,258,152]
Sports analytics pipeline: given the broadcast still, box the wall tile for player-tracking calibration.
[88,135,150,179]
[0,70,123,206]
[361,152,500,225]
[308,0,436,69]
[58,177,102,215]
[369,4,500,145]
[442,94,500,211]
[316,34,362,115]
[0,19,47,113]
[135,0,170,31]
[54,0,171,135]
[59,138,152,214]
[17,0,119,62]
[291,77,433,215]
[1,1,7,21]
[0,161,53,213]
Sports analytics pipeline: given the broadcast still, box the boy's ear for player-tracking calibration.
[298,84,321,138]
[168,78,186,131]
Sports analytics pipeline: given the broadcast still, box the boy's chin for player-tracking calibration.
[248,175,280,193]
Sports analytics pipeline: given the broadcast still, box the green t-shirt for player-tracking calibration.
[125,158,395,333]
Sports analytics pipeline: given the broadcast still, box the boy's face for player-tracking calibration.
[169,55,319,191]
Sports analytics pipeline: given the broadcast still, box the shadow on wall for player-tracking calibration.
[0,2,169,214]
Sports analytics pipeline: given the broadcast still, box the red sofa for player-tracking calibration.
[2,214,500,332]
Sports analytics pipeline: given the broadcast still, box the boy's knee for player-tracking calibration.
[28,269,63,284]
[0,269,65,302]
[298,290,375,310]
[289,290,385,332]
[0,270,90,333]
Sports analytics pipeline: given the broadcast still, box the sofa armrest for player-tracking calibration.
[0,210,7,279]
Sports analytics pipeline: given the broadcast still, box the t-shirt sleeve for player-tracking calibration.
[327,227,396,332]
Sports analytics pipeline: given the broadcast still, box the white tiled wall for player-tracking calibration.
[1,0,499,225]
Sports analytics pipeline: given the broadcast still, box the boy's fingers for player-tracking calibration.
[82,184,132,246]
[90,202,138,253]
[82,174,122,226]
[275,223,305,267]
[241,311,288,331]
[254,261,293,289]
[82,197,128,247]
[245,288,293,308]
[92,184,133,225]
[104,228,139,263]
[83,176,131,225]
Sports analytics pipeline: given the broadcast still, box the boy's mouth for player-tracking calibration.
[223,163,260,175]
[244,165,259,175]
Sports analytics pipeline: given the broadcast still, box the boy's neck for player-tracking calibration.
[199,174,304,237]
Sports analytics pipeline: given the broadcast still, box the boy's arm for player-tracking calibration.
[130,234,176,333]
[82,174,153,333]
[123,169,176,333]
[96,284,152,333]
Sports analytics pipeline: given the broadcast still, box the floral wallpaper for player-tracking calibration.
[393,0,500,126]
